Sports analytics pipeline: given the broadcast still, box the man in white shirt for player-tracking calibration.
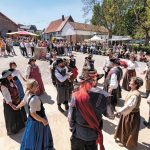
[20,40,28,57]
[54,58,72,112]
[104,58,123,110]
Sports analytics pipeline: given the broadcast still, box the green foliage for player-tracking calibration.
[82,0,150,45]
[131,44,150,54]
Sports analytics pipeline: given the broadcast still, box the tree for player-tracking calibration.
[82,0,129,39]
[82,0,150,45]
[131,0,150,45]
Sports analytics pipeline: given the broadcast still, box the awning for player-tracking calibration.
[7,31,39,36]
[90,35,105,42]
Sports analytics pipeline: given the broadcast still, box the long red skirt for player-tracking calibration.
[72,67,78,79]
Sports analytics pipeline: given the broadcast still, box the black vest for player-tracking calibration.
[28,95,45,120]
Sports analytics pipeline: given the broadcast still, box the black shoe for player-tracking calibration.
[97,74,104,80]
[58,105,64,112]
[65,104,69,110]
[143,121,150,128]
[141,95,148,98]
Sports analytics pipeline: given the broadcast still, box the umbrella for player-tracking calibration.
[7,31,39,36]
[90,35,105,42]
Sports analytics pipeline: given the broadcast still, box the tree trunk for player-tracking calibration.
[108,30,112,47]
[145,30,150,46]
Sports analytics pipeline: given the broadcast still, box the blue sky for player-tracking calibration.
[0,0,92,30]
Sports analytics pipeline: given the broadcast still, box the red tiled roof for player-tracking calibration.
[45,16,74,34]
[69,22,108,33]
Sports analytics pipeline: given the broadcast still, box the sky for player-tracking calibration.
[0,0,92,30]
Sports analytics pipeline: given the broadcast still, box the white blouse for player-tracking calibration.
[1,83,16,103]
[118,95,139,116]
[12,69,24,80]
[22,93,41,113]
[55,67,69,82]
[127,60,139,70]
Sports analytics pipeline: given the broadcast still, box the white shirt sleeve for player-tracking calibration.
[118,95,138,115]
[29,96,41,113]
[14,70,24,80]
[147,94,150,103]
[25,65,31,79]
[1,85,12,103]
[55,69,69,82]
[109,73,118,89]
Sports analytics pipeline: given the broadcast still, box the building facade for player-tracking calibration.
[44,15,108,43]
[0,12,18,37]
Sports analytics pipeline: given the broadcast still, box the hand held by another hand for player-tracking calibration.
[42,119,49,126]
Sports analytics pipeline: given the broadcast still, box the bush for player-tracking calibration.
[131,45,150,54]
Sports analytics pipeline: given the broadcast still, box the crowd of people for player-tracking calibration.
[0,36,149,64]
[0,38,150,150]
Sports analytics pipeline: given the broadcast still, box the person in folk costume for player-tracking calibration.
[69,54,78,82]
[114,77,143,149]
[9,61,26,100]
[25,58,45,96]
[117,60,123,99]
[68,72,115,150]
[0,70,27,135]
[84,54,95,71]
[30,40,35,57]
[103,49,114,79]
[63,58,74,98]
[122,53,139,91]
[84,54,104,80]
[141,61,150,98]
[16,79,54,150]
[143,93,150,128]
[49,51,58,86]
[104,58,123,110]
[54,58,72,112]
[0,38,6,56]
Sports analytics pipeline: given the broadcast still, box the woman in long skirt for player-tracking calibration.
[0,70,27,135]
[17,79,54,150]
[122,53,138,91]
[9,61,26,100]
[25,58,45,95]
[114,77,143,149]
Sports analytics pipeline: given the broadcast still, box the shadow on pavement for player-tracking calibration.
[139,116,148,131]
[117,98,125,107]
[136,142,150,150]
[103,119,117,135]
[9,128,24,144]
[40,93,55,105]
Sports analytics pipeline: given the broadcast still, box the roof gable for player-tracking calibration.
[45,16,74,33]
[0,12,18,28]
[69,22,108,33]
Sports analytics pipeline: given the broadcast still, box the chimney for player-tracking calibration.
[62,15,65,21]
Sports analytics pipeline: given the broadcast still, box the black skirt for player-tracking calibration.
[3,103,27,135]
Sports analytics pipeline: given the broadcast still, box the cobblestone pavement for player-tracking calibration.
[0,47,149,150]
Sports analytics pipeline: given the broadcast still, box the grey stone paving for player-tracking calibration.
[0,47,149,150]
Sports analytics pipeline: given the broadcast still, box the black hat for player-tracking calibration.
[0,70,12,81]
[79,70,98,83]
[56,58,64,65]
[28,58,36,64]
[110,58,120,65]
[88,54,93,58]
